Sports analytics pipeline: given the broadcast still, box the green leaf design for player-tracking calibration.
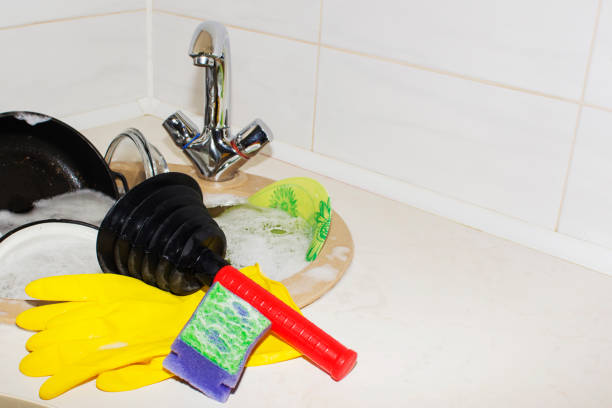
[306,197,331,261]
[268,185,299,217]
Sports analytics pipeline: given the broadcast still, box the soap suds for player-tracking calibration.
[214,204,312,282]
[0,192,316,298]
[304,265,338,282]
[13,111,51,126]
[0,189,115,236]
[326,246,350,262]
[204,194,248,208]
[0,227,100,299]
[289,265,339,297]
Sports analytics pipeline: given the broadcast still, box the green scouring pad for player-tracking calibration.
[163,282,271,402]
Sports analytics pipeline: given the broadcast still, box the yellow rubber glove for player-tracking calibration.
[17,264,301,399]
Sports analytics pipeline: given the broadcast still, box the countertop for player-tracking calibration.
[1,117,612,407]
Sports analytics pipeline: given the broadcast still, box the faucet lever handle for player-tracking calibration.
[163,111,201,148]
[234,119,273,158]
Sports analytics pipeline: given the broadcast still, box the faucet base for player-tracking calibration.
[193,170,250,191]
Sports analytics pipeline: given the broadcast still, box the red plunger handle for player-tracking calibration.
[214,265,357,381]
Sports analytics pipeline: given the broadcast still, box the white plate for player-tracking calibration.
[0,220,100,300]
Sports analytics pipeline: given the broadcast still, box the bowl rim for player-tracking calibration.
[0,218,98,245]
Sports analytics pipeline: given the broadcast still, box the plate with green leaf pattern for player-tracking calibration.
[248,177,331,262]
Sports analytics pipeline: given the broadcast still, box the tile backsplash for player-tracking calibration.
[558,107,612,247]
[0,0,143,28]
[314,47,578,228]
[321,0,598,101]
[585,0,612,109]
[3,0,612,272]
[0,4,146,117]
[155,0,320,42]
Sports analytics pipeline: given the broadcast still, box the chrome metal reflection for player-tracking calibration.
[163,21,272,182]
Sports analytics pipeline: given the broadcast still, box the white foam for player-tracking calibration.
[305,264,338,282]
[214,204,312,282]
[0,223,100,299]
[204,193,248,208]
[0,189,115,236]
[326,246,350,262]
[13,111,51,126]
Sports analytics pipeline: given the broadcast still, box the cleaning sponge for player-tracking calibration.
[163,282,271,402]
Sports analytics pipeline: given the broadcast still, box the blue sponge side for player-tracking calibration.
[164,337,235,402]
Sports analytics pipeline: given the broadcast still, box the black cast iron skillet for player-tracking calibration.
[0,111,124,213]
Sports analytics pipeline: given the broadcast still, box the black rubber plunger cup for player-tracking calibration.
[96,172,228,295]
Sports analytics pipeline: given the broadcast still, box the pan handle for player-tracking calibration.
[110,171,130,195]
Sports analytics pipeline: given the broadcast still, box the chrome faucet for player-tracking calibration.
[163,21,272,181]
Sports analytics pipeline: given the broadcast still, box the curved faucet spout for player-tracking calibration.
[189,21,231,134]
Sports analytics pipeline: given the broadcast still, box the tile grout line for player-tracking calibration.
[154,9,319,46]
[555,104,584,231]
[318,44,582,105]
[6,9,609,113]
[154,9,581,106]
[310,0,324,152]
[260,146,557,231]
[583,102,612,113]
[554,0,603,232]
[0,9,144,30]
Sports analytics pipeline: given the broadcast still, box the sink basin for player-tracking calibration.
[0,162,354,323]
[112,162,355,308]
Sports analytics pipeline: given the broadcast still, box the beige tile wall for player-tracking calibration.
[0,0,143,28]
[314,47,577,228]
[0,2,147,117]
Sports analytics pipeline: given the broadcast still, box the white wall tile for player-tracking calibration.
[558,107,612,248]
[153,13,317,150]
[154,0,320,42]
[314,48,578,228]
[0,0,144,28]
[322,0,597,100]
[585,0,612,109]
[0,13,147,117]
